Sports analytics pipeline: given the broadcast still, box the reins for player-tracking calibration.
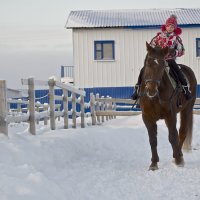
[139,54,181,109]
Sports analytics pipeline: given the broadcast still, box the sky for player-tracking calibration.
[1,0,200,89]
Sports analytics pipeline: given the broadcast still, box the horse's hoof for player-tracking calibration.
[148,163,158,171]
[174,156,185,167]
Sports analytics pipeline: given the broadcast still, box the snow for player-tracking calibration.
[0,114,200,200]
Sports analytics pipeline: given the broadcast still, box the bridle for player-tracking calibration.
[143,56,168,98]
[145,79,161,86]
[142,55,179,110]
[144,79,161,98]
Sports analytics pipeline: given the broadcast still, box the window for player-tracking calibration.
[94,40,115,60]
[196,38,200,57]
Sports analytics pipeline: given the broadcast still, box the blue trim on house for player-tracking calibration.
[94,41,102,59]
[196,84,200,97]
[10,85,200,111]
[112,41,115,60]
[84,85,200,101]
[84,86,133,101]
[196,38,200,57]
[124,24,200,30]
[84,86,135,112]
[94,40,115,60]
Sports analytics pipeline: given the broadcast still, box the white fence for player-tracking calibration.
[92,94,200,118]
[0,78,139,136]
[0,79,200,136]
[0,78,87,135]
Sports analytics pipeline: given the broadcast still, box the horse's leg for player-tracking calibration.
[165,115,184,166]
[142,115,159,170]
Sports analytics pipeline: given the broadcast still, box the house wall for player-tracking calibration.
[72,27,200,88]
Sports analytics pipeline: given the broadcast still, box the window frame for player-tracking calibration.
[94,40,115,61]
[196,38,200,57]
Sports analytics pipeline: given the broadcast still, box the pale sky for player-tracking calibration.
[1,0,200,88]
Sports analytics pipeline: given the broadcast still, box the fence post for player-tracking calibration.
[0,80,8,135]
[56,104,61,121]
[100,96,105,123]
[17,101,21,112]
[95,93,101,123]
[105,96,109,121]
[108,97,112,119]
[80,89,85,128]
[113,102,117,119]
[72,92,76,128]
[63,89,68,129]
[36,105,40,124]
[48,78,56,130]
[43,103,48,125]
[90,93,96,125]
[7,102,10,112]
[28,77,36,135]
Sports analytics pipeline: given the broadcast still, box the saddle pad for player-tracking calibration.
[165,67,177,89]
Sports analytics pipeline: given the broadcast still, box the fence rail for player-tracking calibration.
[0,78,86,135]
[92,93,200,124]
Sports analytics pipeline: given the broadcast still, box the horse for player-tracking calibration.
[140,42,197,170]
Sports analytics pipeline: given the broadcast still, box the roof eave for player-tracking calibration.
[65,24,200,29]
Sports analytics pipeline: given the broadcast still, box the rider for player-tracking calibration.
[131,14,192,100]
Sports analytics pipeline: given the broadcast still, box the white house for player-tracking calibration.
[65,8,200,98]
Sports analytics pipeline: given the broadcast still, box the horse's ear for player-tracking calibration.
[146,42,152,52]
[162,46,169,56]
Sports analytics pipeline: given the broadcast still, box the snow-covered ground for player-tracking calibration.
[0,114,200,200]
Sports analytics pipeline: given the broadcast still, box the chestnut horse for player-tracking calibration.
[140,42,197,170]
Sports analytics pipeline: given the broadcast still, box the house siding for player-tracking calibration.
[73,27,200,88]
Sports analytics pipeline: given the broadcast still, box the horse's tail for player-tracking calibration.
[180,102,194,151]
[179,65,196,151]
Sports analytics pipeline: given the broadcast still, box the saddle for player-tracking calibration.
[165,65,188,107]
[165,66,180,89]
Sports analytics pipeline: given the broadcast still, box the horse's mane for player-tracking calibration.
[146,45,167,59]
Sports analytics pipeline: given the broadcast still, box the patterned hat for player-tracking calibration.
[166,15,177,28]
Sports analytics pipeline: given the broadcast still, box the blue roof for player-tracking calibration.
[65,8,200,29]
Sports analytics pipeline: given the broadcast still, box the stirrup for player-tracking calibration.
[182,85,192,100]
[182,85,191,94]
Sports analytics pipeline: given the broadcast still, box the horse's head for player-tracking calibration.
[143,42,169,98]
